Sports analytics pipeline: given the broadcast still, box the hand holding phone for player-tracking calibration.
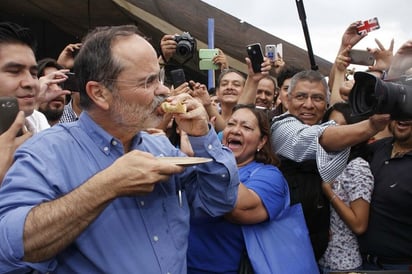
[246,43,264,73]
[199,49,219,70]
[0,97,22,136]
[170,69,186,88]
[349,49,375,66]
[265,43,283,62]
[62,72,79,92]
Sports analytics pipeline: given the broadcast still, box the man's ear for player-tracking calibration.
[85,81,111,110]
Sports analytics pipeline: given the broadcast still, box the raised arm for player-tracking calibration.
[319,113,390,151]
[237,57,271,105]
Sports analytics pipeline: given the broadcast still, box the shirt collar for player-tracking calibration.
[77,111,143,155]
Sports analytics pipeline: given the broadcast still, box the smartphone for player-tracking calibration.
[199,49,219,70]
[276,43,283,58]
[170,68,186,88]
[349,49,375,66]
[265,45,277,62]
[0,97,22,136]
[199,49,219,60]
[246,43,264,73]
[356,17,380,35]
[62,72,79,92]
[199,59,219,70]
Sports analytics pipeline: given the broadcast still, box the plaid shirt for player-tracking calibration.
[270,113,350,181]
[59,100,78,123]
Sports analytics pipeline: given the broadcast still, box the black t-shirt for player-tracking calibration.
[358,137,412,258]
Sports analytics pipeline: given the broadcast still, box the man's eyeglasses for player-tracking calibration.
[107,69,165,92]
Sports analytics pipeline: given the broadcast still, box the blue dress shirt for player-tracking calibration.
[0,112,239,274]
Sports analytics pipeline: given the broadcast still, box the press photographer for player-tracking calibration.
[158,32,197,87]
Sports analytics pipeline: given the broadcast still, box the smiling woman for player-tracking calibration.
[187,104,317,273]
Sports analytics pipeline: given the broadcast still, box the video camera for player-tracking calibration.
[349,71,412,120]
[174,32,196,58]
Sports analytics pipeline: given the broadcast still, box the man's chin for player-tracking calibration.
[23,108,35,117]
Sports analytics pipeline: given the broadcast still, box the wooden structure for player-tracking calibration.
[0,0,332,85]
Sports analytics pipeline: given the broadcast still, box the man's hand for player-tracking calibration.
[340,21,367,50]
[213,48,229,70]
[368,113,391,133]
[167,93,209,137]
[388,39,412,78]
[57,43,82,69]
[37,69,71,105]
[160,34,177,62]
[368,38,394,72]
[0,111,32,182]
[245,56,271,82]
[104,150,184,196]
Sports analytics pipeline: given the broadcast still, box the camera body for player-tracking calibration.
[349,71,412,120]
[174,32,196,58]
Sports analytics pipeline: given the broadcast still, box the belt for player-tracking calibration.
[362,253,412,266]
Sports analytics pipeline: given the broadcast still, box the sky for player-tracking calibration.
[201,0,411,67]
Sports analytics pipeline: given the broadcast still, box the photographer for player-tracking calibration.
[159,33,196,88]
[349,41,412,270]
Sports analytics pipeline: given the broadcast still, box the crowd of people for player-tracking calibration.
[0,18,411,274]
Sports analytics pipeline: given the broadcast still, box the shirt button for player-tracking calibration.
[140,201,145,206]
[208,144,213,150]
[221,174,226,178]
[153,235,159,242]
[111,140,118,146]
[103,147,109,152]
[384,161,389,164]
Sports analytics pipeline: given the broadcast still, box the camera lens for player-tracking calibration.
[349,71,412,120]
[176,41,192,57]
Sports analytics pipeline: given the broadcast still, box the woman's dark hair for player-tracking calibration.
[231,104,280,167]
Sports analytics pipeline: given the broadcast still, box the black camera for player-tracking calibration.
[174,32,196,58]
[349,71,412,120]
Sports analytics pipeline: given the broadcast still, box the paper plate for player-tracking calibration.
[157,157,212,166]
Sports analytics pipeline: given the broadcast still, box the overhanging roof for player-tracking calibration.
[0,0,332,84]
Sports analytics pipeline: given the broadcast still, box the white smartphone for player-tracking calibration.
[265,43,283,61]
[276,43,283,58]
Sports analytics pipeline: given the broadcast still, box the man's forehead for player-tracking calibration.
[294,80,326,94]
[0,43,36,65]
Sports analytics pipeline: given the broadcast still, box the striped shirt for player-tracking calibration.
[270,113,350,181]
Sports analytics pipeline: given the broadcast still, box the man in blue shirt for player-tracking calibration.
[0,25,239,273]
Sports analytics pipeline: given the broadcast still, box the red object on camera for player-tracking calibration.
[356,17,380,35]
